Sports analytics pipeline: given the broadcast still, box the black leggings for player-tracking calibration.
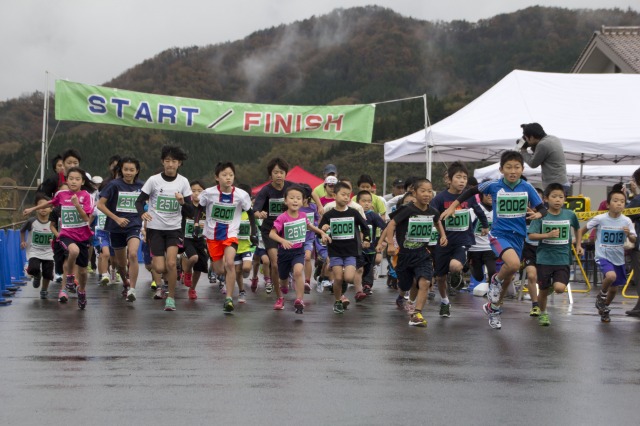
[468,250,497,282]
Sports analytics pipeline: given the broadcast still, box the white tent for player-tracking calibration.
[384,70,640,167]
[474,162,639,186]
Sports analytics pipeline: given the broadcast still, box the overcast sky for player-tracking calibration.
[1,0,636,100]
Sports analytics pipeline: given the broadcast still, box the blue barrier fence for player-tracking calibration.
[0,229,29,305]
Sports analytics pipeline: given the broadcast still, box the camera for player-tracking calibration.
[515,138,529,150]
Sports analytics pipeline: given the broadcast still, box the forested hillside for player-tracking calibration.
[1,5,638,189]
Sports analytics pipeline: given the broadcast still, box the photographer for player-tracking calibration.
[517,123,570,195]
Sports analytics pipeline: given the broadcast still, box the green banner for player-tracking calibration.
[55,80,375,143]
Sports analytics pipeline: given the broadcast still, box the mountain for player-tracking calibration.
[1,5,638,190]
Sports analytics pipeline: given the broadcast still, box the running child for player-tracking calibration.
[441,151,547,330]
[24,167,96,309]
[135,145,193,312]
[467,192,496,288]
[250,218,271,293]
[20,195,54,299]
[356,190,386,295]
[195,162,256,313]
[577,188,637,322]
[528,183,580,326]
[233,183,257,303]
[431,161,489,318]
[270,185,329,313]
[299,183,320,294]
[319,182,372,314]
[181,180,208,300]
[385,179,447,327]
[521,186,545,317]
[97,157,144,301]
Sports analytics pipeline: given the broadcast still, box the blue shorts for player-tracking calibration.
[277,248,305,280]
[489,231,524,260]
[304,236,315,253]
[433,244,467,277]
[254,247,267,259]
[329,256,357,268]
[314,238,328,261]
[109,227,141,250]
[597,258,627,286]
[95,230,115,256]
[234,251,254,265]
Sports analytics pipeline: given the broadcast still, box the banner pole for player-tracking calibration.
[383,161,388,196]
[39,71,49,185]
[423,94,431,180]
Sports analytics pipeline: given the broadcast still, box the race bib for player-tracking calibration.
[238,220,251,240]
[116,191,138,213]
[269,198,285,217]
[496,192,528,218]
[406,216,433,243]
[428,227,439,246]
[32,231,53,246]
[96,211,107,230]
[184,219,205,239]
[541,220,571,245]
[284,218,306,244]
[306,212,315,226]
[156,195,180,214]
[444,208,470,232]
[330,217,355,240]
[210,202,236,224]
[474,218,492,236]
[61,206,84,229]
[600,226,625,247]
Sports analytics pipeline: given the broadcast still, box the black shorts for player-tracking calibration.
[58,237,91,268]
[261,230,278,251]
[537,264,570,289]
[356,253,367,269]
[146,228,183,257]
[433,245,467,277]
[27,258,54,280]
[277,248,305,280]
[522,242,538,267]
[109,228,141,250]
[467,250,497,281]
[183,238,209,273]
[396,249,433,292]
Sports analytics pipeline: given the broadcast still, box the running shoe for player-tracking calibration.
[219,282,226,295]
[164,297,176,311]
[183,272,192,288]
[340,295,350,309]
[355,291,367,302]
[316,280,324,294]
[273,297,285,310]
[77,291,87,310]
[409,312,427,327]
[265,280,273,294]
[601,306,611,323]
[150,280,158,290]
[161,283,169,299]
[333,300,344,314]
[223,297,234,313]
[404,300,416,315]
[530,306,541,317]
[396,294,405,308]
[363,284,372,295]
[58,289,68,303]
[304,282,311,294]
[595,294,607,315]
[281,283,289,295]
[55,274,62,283]
[238,291,246,304]
[294,298,305,314]
[126,287,136,302]
[447,271,465,291]
[250,277,259,293]
[115,273,122,283]
[208,271,217,284]
[538,312,550,326]
[39,290,47,299]
[439,303,451,318]
[121,284,130,298]
[100,274,110,286]
[153,288,163,300]
[188,288,197,300]
[482,302,502,329]
[427,290,436,301]
[65,275,76,293]
[32,274,41,289]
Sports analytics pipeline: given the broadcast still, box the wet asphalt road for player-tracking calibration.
[1,268,639,426]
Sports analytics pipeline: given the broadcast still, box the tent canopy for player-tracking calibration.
[474,162,640,186]
[384,70,640,165]
[251,166,323,195]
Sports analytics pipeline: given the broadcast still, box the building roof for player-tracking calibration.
[572,26,640,73]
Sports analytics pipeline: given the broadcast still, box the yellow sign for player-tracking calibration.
[575,207,640,220]
[565,196,590,213]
